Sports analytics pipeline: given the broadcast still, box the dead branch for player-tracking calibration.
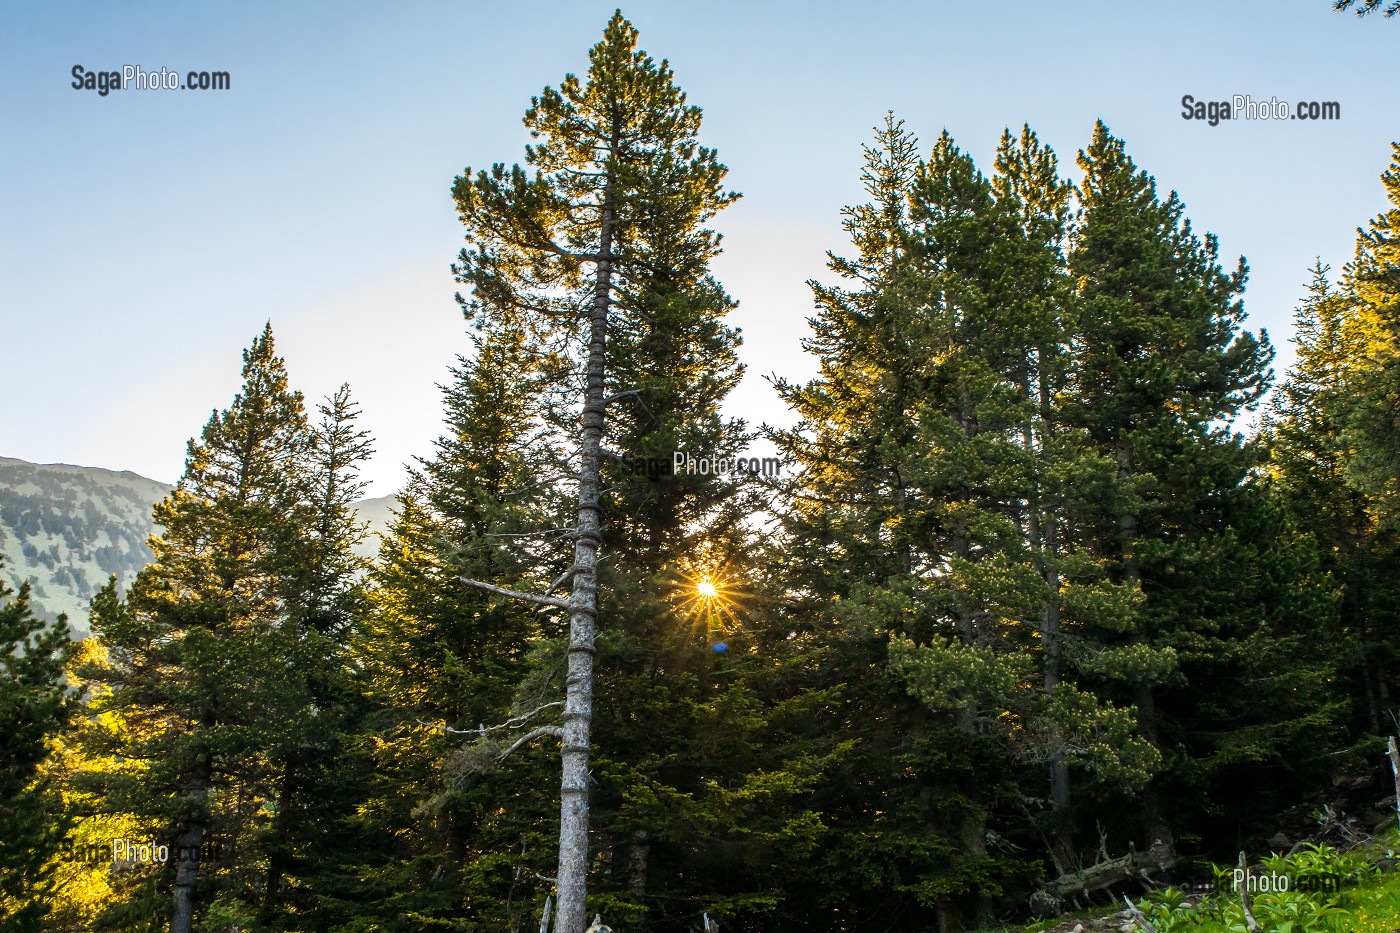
[500,725,563,760]
[460,577,570,610]
[602,389,642,406]
[539,895,553,933]
[544,569,574,596]
[419,701,564,738]
[1238,851,1262,932]
[1121,895,1160,933]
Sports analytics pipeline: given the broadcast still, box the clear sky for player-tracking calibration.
[3,0,1397,496]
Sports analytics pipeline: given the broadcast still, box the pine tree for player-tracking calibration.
[769,117,1171,927]
[1266,267,1391,732]
[352,319,563,930]
[73,325,320,933]
[768,117,955,929]
[576,123,795,933]
[1069,122,1276,851]
[889,125,1166,897]
[772,113,923,591]
[1335,146,1400,737]
[1268,264,1372,530]
[1347,143,1400,524]
[259,383,374,927]
[449,13,737,930]
[771,119,1057,931]
[0,569,76,931]
[1266,155,1400,749]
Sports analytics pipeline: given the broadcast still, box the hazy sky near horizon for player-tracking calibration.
[3,0,1397,496]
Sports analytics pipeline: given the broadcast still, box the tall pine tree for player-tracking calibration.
[1069,122,1290,854]
[259,383,374,928]
[72,325,367,933]
[449,13,738,930]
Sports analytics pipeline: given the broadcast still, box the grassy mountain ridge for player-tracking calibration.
[0,455,394,634]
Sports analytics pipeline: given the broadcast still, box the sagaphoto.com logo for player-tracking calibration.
[71,64,230,97]
[1181,93,1340,126]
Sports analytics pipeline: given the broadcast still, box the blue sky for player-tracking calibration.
[3,0,1397,496]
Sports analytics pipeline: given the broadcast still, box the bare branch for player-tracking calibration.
[544,569,574,596]
[1121,896,1160,933]
[500,725,563,760]
[459,577,569,610]
[1238,852,1263,932]
[418,701,564,737]
[484,527,576,540]
[602,389,642,407]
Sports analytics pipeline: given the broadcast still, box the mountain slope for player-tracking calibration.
[0,456,395,635]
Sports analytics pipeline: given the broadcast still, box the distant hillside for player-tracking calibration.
[0,456,395,636]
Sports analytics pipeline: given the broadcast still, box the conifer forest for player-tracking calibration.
[6,6,1400,933]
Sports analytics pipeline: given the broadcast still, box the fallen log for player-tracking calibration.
[1045,840,1177,902]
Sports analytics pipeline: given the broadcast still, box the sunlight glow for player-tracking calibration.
[669,555,751,652]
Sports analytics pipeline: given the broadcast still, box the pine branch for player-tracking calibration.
[1334,0,1400,17]
[458,577,570,610]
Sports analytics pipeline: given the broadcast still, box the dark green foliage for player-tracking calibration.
[1346,144,1400,523]
[436,12,797,931]
[349,320,564,931]
[0,568,76,930]
[770,117,1048,930]
[1067,121,1289,851]
[68,326,373,933]
[1265,156,1400,755]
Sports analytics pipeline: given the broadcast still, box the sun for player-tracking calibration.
[668,555,747,649]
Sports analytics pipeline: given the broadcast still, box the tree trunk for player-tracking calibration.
[1116,439,1171,850]
[262,752,298,918]
[936,900,965,933]
[170,753,212,933]
[554,172,615,933]
[1044,557,1073,872]
[962,811,996,928]
[1045,841,1175,899]
[628,828,650,928]
[1386,736,1400,833]
[1031,364,1074,874]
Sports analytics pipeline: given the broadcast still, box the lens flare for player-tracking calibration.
[668,555,748,651]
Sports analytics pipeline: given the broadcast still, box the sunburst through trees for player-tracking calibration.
[670,555,747,652]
